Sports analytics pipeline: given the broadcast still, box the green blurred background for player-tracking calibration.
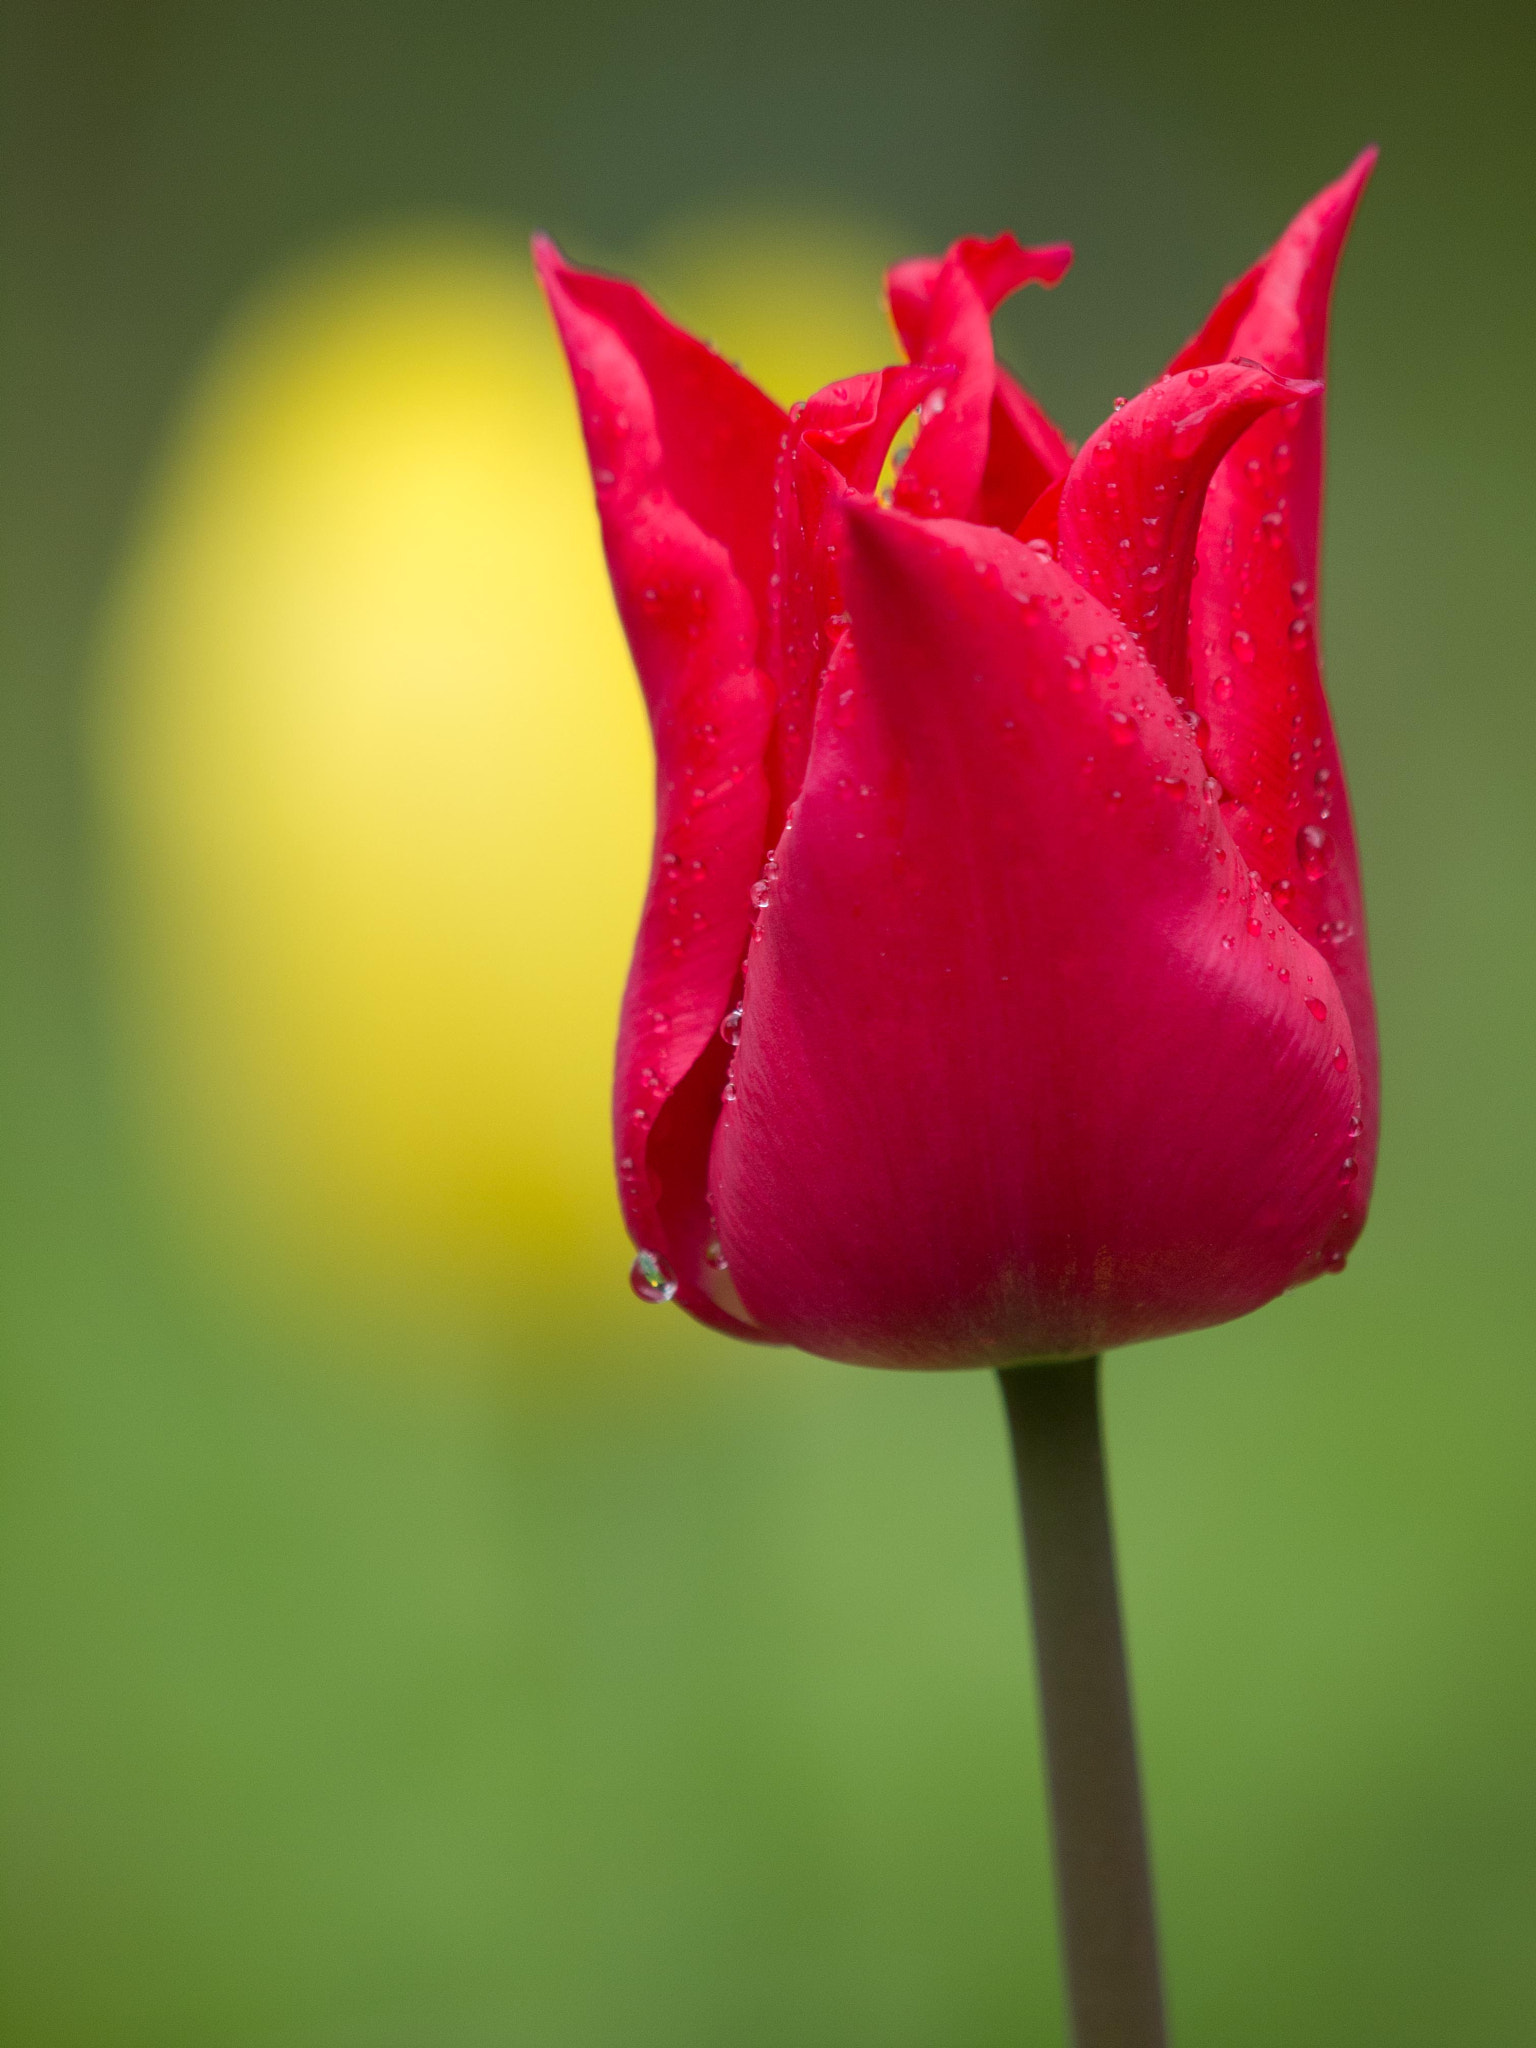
[4,1,1534,2042]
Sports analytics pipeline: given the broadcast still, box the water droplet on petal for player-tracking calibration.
[1272,877,1295,911]
[1108,709,1136,745]
[1338,1154,1358,1183]
[720,1006,743,1047]
[1332,1044,1349,1074]
[1325,1249,1349,1274]
[704,1238,730,1271]
[1297,823,1336,880]
[1305,996,1328,1022]
[1087,642,1117,676]
[749,879,771,909]
[630,1251,678,1304]
[1288,615,1311,647]
[1231,628,1255,664]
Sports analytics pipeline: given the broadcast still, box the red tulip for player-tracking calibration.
[534,152,1377,1369]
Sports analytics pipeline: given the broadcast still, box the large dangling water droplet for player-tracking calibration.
[720,1006,743,1047]
[629,1250,678,1305]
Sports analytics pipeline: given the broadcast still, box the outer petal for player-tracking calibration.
[1170,153,1379,1153]
[534,237,785,1332]
[710,506,1365,1369]
[1058,361,1320,699]
[888,234,1073,527]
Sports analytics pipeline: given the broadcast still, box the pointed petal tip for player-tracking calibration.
[1347,143,1381,185]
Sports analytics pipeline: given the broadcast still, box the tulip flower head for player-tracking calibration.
[535,154,1378,1370]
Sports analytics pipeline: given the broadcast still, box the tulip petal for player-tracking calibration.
[711,504,1364,1368]
[888,234,1073,526]
[1058,361,1320,700]
[534,237,785,1327]
[1169,154,1379,1140]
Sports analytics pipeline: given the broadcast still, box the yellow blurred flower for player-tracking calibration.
[93,213,896,1350]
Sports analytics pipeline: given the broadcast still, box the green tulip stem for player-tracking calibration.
[997,1357,1168,2048]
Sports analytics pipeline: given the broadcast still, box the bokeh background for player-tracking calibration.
[4,2,1533,2042]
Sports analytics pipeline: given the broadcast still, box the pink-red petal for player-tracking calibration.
[1058,361,1319,700]
[888,234,1073,526]
[534,237,784,1327]
[1169,153,1379,1146]
[709,505,1364,1368]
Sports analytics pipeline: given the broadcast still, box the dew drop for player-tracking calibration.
[1338,1154,1358,1183]
[1188,367,1209,386]
[1296,823,1336,880]
[1247,915,1263,937]
[1212,675,1234,704]
[1158,776,1187,800]
[1272,876,1295,911]
[720,1006,743,1047]
[629,1250,678,1305]
[1231,628,1255,664]
[1258,510,1285,548]
[1332,1044,1349,1074]
[1290,578,1310,602]
[1324,1249,1348,1274]
[749,880,771,909]
[704,1238,730,1272]
[1288,616,1311,647]
[1305,996,1328,1022]
[1271,442,1292,475]
[1108,709,1136,745]
[1087,642,1117,676]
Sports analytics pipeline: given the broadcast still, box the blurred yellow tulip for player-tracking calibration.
[93,214,897,1351]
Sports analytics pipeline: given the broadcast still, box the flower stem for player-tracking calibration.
[997,1357,1168,2048]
